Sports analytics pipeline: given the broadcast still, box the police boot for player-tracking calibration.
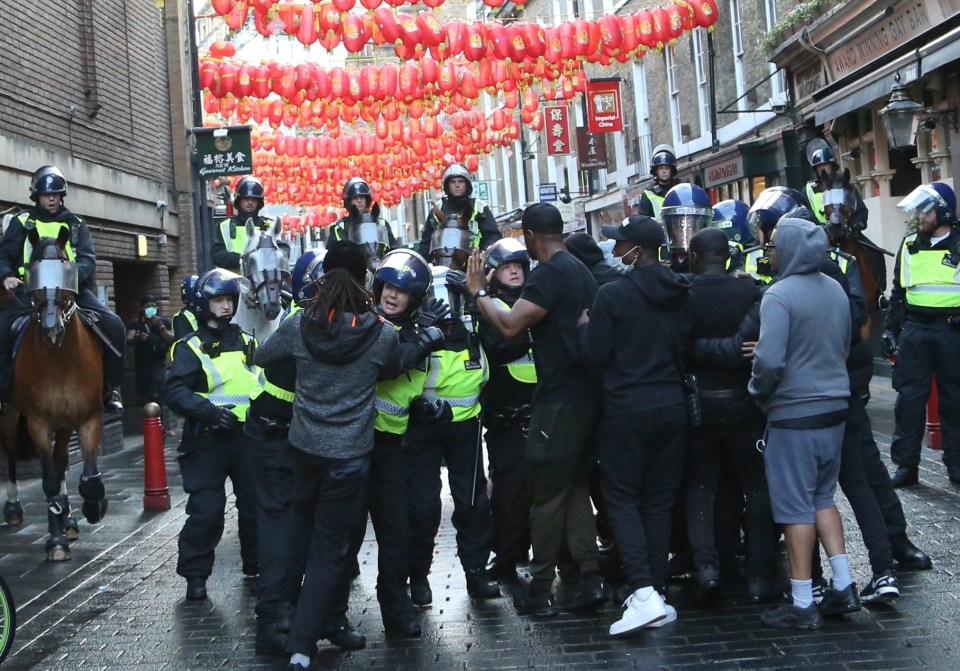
[465,568,501,599]
[255,619,289,656]
[103,387,123,414]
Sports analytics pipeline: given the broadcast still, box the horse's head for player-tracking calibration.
[345,212,390,274]
[240,218,288,320]
[26,226,78,347]
[429,206,472,270]
[821,169,858,242]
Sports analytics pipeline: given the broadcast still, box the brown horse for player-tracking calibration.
[428,204,472,271]
[821,169,894,340]
[0,225,107,561]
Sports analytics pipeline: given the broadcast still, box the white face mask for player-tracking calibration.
[611,245,639,271]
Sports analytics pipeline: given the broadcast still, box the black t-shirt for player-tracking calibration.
[126,317,171,372]
[520,250,599,403]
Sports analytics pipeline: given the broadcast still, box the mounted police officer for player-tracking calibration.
[172,274,199,340]
[165,268,262,601]
[803,142,868,230]
[328,178,398,250]
[0,165,125,412]
[418,163,501,258]
[211,175,282,273]
[885,182,960,488]
[742,187,806,284]
[637,144,683,220]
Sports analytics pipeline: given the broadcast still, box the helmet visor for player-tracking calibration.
[662,207,712,252]
[27,259,78,294]
[430,228,472,269]
[897,184,944,215]
[346,221,390,269]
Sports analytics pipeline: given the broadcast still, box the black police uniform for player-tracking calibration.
[165,321,259,581]
[637,178,681,219]
[0,206,126,397]
[418,196,501,258]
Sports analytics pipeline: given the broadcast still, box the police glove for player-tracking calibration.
[210,407,241,432]
[445,270,468,296]
[409,396,453,424]
[881,331,899,359]
[416,298,451,329]
[415,326,445,356]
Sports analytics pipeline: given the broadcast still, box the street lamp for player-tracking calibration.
[878,73,924,149]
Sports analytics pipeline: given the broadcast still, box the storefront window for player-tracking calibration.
[751,176,766,200]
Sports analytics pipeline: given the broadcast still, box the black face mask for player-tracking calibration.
[818,168,831,183]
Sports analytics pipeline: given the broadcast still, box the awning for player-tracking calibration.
[815,49,921,124]
[583,190,622,212]
[920,25,960,75]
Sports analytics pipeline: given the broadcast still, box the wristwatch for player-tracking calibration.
[474,288,489,300]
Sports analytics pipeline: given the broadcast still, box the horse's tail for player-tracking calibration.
[0,414,39,462]
[14,415,38,461]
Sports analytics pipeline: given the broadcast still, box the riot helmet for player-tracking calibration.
[650,144,677,178]
[485,238,530,275]
[661,183,713,252]
[898,182,958,225]
[442,163,474,198]
[710,200,754,246]
[746,187,805,241]
[372,248,431,319]
[343,177,373,213]
[180,274,199,307]
[809,147,838,169]
[292,249,327,302]
[233,176,265,210]
[194,268,248,323]
[30,166,68,202]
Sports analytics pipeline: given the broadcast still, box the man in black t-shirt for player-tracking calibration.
[467,203,602,617]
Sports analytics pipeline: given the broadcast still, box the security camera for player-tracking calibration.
[772,102,788,115]
[156,200,167,210]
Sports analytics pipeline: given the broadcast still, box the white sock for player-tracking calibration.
[290,653,311,668]
[633,586,655,600]
[791,578,813,608]
[828,554,853,590]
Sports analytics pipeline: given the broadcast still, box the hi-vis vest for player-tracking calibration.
[743,246,772,284]
[804,183,827,223]
[899,233,960,309]
[434,198,485,248]
[646,192,666,220]
[258,301,303,405]
[179,332,264,421]
[828,247,853,275]
[331,217,392,242]
[422,345,489,422]
[218,217,277,259]
[174,308,198,334]
[17,212,76,277]
[492,298,537,385]
[375,324,428,434]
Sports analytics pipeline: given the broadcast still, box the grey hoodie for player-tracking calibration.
[748,219,850,421]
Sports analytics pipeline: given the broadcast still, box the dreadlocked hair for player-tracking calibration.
[300,268,372,336]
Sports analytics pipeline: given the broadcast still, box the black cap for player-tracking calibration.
[323,241,368,284]
[601,216,666,250]
[521,203,564,234]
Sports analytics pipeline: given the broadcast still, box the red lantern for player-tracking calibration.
[360,0,382,10]
[664,5,685,42]
[397,13,421,51]
[317,2,342,36]
[375,8,401,43]
[543,27,563,63]
[199,60,218,90]
[208,40,236,58]
[598,15,623,52]
[521,23,546,59]
[420,55,439,86]
[416,12,444,48]
[331,0,354,11]
[692,0,720,30]
[380,63,398,99]
[212,0,233,15]
[297,2,317,45]
[224,1,248,31]
[463,22,487,62]
[341,13,371,52]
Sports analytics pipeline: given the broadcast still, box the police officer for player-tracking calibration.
[803,143,868,230]
[637,145,682,220]
[710,199,755,272]
[329,178,398,248]
[353,249,446,636]
[477,239,537,585]
[660,183,713,271]
[212,175,282,273]
[165,269,262,600]
[0,165,125,412]
[172,275,200,340]
[885,182,960,488]
[742,187,806,284]
[418,163,501,258]
[248,250,324,655]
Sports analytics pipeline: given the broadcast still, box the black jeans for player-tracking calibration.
[485,422,531,565]
[600,405,686,591]
[890,319,960,472]
[285,449,370,657]
[176,424,258,579]
[406,416,491,576]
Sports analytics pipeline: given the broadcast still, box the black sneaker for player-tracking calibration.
[561,573,606,612]
[891,537,933,571]
[513,581,560,617]
[859,573,900,604]
[696,564,722,606]
[410,575,432,607]
[891,466,919,488]
[818,583,861,616]
[761,603,823,630]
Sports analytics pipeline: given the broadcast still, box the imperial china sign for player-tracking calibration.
[586,78,624,133]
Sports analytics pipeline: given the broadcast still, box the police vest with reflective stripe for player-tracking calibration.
[174,308,198,333]
[899,233,960,309]
[828,248,853,275]
[491,298,537,385]
[743,246,772,284]
[257,300,303,405]
[646,193,665,220]
[180,333,264,421]
[375,325,428,434]
[331,217,392,243]
[804,183,827,223]
[17,212,76,277]
[423,346,489,422]
[437,199,484,248]
[218,216,277,259]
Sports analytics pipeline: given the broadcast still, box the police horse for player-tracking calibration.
[0,227,108,561]
[234,218,288,342]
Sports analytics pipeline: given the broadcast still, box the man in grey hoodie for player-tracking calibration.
[749,218,858,630]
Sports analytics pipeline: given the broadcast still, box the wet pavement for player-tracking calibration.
[2,378,960,670]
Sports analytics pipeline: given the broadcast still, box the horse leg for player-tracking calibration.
[0,410,23,525]
[51,429,80,541]
[29,420,70,561]
[76,416,107,524]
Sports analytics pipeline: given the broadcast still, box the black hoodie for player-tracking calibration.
[579,262,693,415]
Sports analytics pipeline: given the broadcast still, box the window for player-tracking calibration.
[77,0,101,116]
[632,60,653,167]
[665,46,682,144]
[692,29,711,134]
[730,0,746,111]
[764,0,787,97]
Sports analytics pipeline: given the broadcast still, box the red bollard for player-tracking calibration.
[925,376,942,451]
[143,402,172,510]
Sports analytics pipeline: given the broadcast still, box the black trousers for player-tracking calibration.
[485,422,531,565]
[347,430,415,623]
[176,424,258,579]
[600,405,686,591]
[245,415,297,621]
[285,449,370,657]
[890,319,960,472]
[405,416,491,576]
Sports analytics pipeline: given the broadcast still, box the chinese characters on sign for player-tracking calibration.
[192,126,254,179]
[544,105,572,156]
[585,79,624,133]
[576,127,608,170]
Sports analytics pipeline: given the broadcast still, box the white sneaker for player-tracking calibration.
[644,603,677,628]
[609,588,667,636]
